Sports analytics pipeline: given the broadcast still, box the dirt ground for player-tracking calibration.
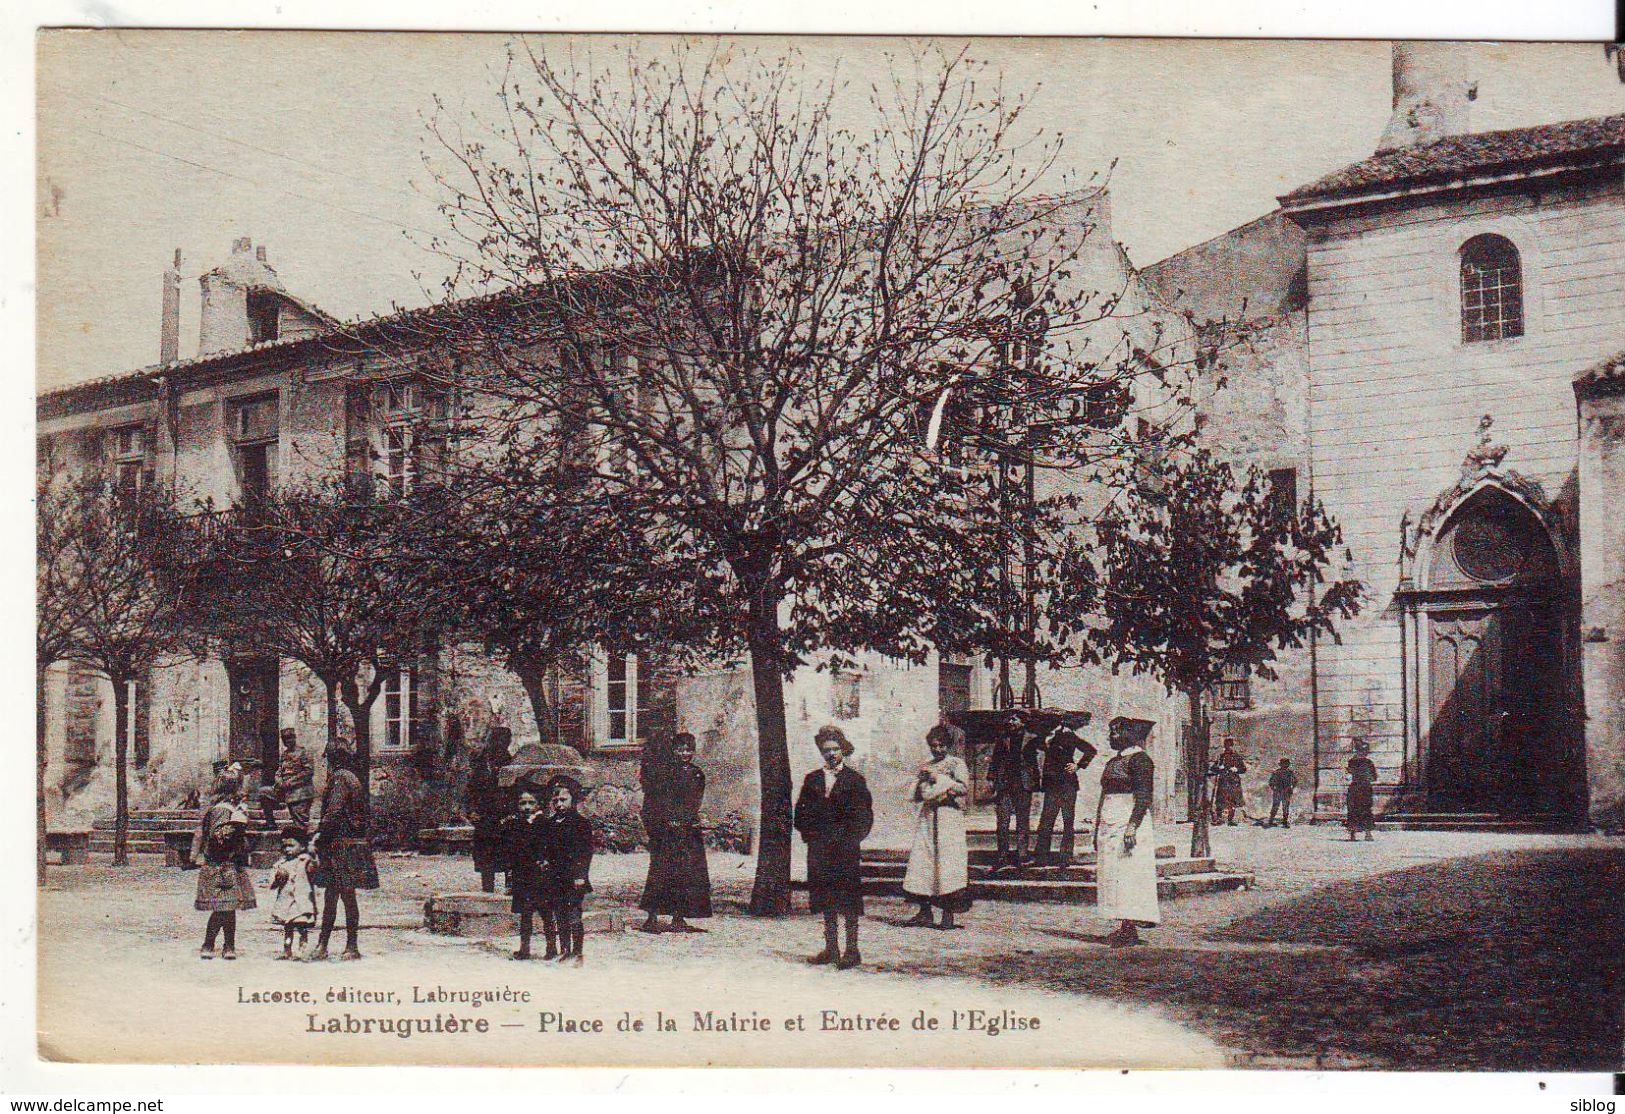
[33,823,1623,1071]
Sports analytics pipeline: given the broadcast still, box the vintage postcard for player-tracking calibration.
[32,31,1625,1072]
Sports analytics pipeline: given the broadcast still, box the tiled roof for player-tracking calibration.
[1281,114,1625,208]
[1575,350,1625,395]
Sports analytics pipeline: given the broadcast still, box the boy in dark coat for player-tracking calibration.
[502,784,549,959]
[538,775,594,966]
[793,725,874,970]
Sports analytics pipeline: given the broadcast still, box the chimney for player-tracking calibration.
[1376,42,1478,153]
[198,237,284,356]
[159,249,181,366]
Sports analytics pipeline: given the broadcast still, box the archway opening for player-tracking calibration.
[1422,487,1569,815]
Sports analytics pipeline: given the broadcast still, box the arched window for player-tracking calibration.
[1460,234,1524,343]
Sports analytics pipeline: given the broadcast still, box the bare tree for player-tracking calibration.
[419,42,1216,913]
[57,476,195,866]
[189,477,455,801]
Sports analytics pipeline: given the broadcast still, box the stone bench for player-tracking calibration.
[163,830,197,868]
[46,830,91,865]
[423,892,624,939]
[417,826,474,855]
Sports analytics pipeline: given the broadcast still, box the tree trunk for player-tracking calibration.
[37,667,50,886]
[510,652,559,748]
[111,671,132,867]
[339,679,380,820]
[323,678,340,745]
[1188,686,1211,860]
[743,577,794,917]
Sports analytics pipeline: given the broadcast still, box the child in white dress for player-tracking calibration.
[269,826,318,960]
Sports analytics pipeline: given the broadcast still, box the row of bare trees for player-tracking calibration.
[37,43,1362,904]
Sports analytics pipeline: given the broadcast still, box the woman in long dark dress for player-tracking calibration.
[639,732,713,933]
[793,725,874,970]
[310,740,379,961]
[468,726,513,893]
[1345,740,1378,842]
[194,774,256,960]
[503,785,548,960]
[537,775,595,966]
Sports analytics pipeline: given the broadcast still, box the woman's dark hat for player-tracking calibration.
[1109,716,1155,743]
[545,774,585,801]
[280,824,309,843]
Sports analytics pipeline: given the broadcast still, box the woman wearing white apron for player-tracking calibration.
[902,726,972,930]
[1094,716,1160,947]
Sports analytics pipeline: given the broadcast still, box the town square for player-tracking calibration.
[28,31,1625,1074]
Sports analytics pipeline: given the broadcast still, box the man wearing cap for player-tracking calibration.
[1033,714,1098,867]
[261,728,315,827]
[987,711,1043,870]
[1094,716,1160,947]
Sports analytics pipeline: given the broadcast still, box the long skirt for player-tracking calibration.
[902,803,971,912]
[471,816,507,876]
[1094,793,1161,925]
[639,828,713,918]
[313,838,380,891]
[1345,782,1375,831]
[1214,775,1245,812]
[195,861,257,912]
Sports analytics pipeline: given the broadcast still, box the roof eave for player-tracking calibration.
[1279,152,1625,220]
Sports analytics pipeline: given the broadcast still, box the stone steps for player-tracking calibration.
[1306,812,1578,833]
[858,856,1217,884]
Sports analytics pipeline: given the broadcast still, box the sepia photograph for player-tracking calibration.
[27,28,1625,1074]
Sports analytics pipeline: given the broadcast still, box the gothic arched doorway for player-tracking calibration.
[1417,486,1573,815]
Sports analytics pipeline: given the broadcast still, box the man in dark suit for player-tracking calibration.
[1033,714,1098,866]
[988,711,1042,870]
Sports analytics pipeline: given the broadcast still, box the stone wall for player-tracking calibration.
[1577,375,1625,828]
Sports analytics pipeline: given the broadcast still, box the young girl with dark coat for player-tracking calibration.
[310,740,378,961]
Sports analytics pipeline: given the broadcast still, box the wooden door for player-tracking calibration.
[228,658,280,777]
[1427,610,1504,811]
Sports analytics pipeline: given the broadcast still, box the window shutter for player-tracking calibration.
[555,663,589,753]
[641,664,678,746]
[142,419,159,492]
[343,381,373,497]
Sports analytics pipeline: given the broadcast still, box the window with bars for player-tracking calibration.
[382,667,418,750]
[1460,234,1524,343]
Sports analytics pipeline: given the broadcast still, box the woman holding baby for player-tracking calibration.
[902,724,973,930]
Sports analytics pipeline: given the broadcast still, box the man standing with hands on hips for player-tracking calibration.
[1033,713,1098,867]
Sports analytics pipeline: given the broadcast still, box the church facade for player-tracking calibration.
[1149,44,1625,828]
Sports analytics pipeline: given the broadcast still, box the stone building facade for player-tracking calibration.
[1145,44,1625,828]
[39,196,1200,851]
